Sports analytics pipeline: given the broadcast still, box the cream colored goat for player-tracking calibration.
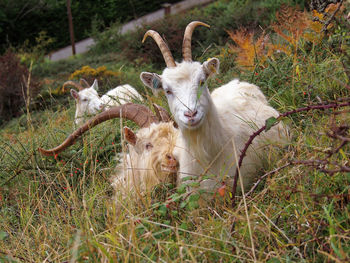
[112,122,179,195]
[38,104,179,196]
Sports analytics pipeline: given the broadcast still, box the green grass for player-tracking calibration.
[1,0,350,262]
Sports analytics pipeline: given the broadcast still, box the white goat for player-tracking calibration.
[140,21,289,193]
[38,103,179,196]
[66,79,143,126]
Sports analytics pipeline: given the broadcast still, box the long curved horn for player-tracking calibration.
[38,103,158,156]
[152,103,178,128]
[63,80,84,91]
[79,78,90,89]
[182,21,210,62]
[142,30,176,68]
[153,103,171,122]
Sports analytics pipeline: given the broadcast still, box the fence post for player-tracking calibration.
[162,3,172,16]
[66,0,76,55]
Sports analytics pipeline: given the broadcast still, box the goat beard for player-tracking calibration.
[147,157,177,186]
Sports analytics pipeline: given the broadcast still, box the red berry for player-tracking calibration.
[218,184,226,197]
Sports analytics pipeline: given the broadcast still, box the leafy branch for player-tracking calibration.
[311,0,344,32]
[310,0,342,13]
[231,97,350,207]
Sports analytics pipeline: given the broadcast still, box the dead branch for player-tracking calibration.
[321,0,344,32]
[244,163,292,197]
[231,98,350,206]
[310,0,342,13]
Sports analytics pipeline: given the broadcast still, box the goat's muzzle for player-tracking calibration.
[161,153,178,174]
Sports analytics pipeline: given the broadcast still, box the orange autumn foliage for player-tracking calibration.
[226,29,267,70]
[227,4,345,70]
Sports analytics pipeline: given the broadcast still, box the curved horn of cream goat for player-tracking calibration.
[153,103,178,128]
[38,103,160,156]
[152,103,172,123]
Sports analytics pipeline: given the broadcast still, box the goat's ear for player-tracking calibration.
[140,72,162,92]
[124,126,137,146]
[92,79,99,91]
[203,58,220,78]
[70,89,79,100]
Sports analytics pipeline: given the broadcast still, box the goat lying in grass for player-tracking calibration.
[140,21,289,193]
[65,79,143,125]
[113,121,179,195]
[38,103,179,195]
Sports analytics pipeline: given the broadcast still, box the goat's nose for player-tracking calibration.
[166,153,177,165]
[184,109,197,119]
[166,153,176,161]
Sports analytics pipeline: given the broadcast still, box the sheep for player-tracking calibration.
[38,103,179,195]
[65,79,143,126]
[140,21,289,194]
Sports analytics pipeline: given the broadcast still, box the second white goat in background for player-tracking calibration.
[66,79,143,125]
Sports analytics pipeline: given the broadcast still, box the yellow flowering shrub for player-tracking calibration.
[68,65,123,89]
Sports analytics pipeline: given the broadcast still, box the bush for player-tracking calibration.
[0,50,40,123]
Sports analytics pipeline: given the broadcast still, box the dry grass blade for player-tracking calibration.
[253,205,304,259]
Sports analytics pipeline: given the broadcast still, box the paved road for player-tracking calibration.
[48,0,213,61]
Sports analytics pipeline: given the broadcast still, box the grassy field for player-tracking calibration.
[1,0,349,262]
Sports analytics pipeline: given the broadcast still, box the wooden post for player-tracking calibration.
[162,3,171,16]
[67,0,76,55]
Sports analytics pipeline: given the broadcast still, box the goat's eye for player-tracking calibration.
[82,98,88,102]
[165,89,173,95]
[145,142,153,150]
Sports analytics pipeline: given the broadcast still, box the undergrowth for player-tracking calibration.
[0,0,349,262]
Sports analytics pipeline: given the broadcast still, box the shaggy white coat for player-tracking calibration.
[141,59,288,192]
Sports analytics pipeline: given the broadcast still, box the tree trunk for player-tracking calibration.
[66,0,76,55]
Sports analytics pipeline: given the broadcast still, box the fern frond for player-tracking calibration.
[227,28,267,70]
